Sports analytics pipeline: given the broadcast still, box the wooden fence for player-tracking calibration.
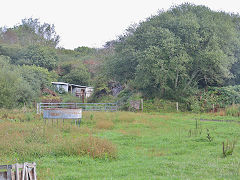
[0,162,36,180]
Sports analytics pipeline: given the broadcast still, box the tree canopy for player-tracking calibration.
[106,3,240,101]
[0,18,60,47]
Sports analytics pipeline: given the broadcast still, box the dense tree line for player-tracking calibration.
[103,4,240,104]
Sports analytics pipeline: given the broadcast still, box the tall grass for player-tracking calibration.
[0,121,117,162]
[225,105,240,117]
[96,120,114,129]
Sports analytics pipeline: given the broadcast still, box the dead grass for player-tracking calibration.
[60,136,117,159]
[0,120,117,162]
[0,108,41,122]
[96,120,114,129]
[218,109,226,116]
[117,112,137,122]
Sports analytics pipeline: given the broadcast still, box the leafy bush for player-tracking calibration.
[0,55,58,108]
[186,86,240,112]
[17,45,58,70]
[0,59,34,108]
[61,63,90,86]
[61,93,83,103]
[143,99,179,112]
[19,65,58,92]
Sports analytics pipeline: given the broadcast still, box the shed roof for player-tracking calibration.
[52,82,69,85]
[70,84,87,88]
[52,82,89,88]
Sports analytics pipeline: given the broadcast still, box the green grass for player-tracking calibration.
[0,110,240,179]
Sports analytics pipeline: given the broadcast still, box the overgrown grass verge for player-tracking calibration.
[0,122,117,161]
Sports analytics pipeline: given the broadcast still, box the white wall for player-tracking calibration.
[55,84,68,92]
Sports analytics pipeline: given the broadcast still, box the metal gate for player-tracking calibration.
[37,103,118,114]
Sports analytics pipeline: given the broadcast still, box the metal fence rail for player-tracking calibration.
[37,103,118,114]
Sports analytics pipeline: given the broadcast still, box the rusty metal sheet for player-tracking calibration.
[43,108,82,119]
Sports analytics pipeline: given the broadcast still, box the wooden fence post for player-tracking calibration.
[15,163,19,180]
[6,166,11,180]
[141,99,143,112]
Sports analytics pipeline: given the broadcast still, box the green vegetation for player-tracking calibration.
[1,4,240,179]
[102,3,240,109]
[1,4,240,111]
[0,110,240,179]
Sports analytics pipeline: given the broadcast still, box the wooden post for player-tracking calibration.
[16,163,19,180]
[0,163,37,180]
[25,166,29,180]
[176,102,179,112]
[37,103,39,114]
[22,163,26,180]
[33,163,37,180]
[223,142,225,157]
[141,99,143,112]
[6,166,11,180]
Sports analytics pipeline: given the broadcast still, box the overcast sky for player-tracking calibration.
[1,0,240,49]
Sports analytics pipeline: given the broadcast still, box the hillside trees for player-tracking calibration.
[18,65,58,94]
[106,4,240,101]
[0,18,97,108]
[0,18,60,47]
[17,45,58,70]
[0,52,58,108]
[74,46,97,56]
[61,64,90,85]
[0,18,60,71]
[0,56,33,108]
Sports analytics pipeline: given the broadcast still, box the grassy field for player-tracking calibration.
[0,109,240,179]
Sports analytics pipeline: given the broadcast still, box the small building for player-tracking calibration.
[51,82,69,93]
[51,82,94,101]
[86,87,94,98]
[71,84,87,97]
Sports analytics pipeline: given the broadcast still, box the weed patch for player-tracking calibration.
[222,139,237,157]
[96,120,114,130]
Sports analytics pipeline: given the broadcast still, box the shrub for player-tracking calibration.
[143,99,179,112]
[61,93,83,103]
